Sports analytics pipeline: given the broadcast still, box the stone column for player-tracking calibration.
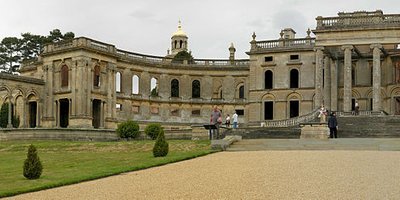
[7,97,12,128]
[324,56,331,110]
[330,59,338,111]
[370,44,382,111]
[341,45,353,112]
[314,47,324,109]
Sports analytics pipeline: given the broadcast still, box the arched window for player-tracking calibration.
[265,70,273,89]
[132,75,139,94]
[192,80,201,98]
[94,66,100,87]
[174,40,177,49]
[116,72,122,92]
[171,79,179,97]
[290,69,299,88]
[150,77,158,96]
[179,40,183,48]
[61,65,68,87]
[239,85,245,99]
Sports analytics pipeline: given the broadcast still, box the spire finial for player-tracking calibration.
[178,20,182,30]
[252,32,256,40]
[306,28,311,38]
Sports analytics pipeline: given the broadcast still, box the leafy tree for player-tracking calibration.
[0,29,75,73]
[150,86,158,97]
[0,102,19,128]
[172,50,194,64]
[152,128,169,157]
[23,144,43,179]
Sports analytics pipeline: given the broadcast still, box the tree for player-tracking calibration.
[152,128,169,157]
[0,37,21,73]
[145,123,162,140]
[0,29,75,73]
[116,120,140,139]
[0,102,19,128]
[172,50,194,64]
[23,144,43,179]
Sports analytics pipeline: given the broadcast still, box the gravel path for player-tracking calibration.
[7,151,400,200]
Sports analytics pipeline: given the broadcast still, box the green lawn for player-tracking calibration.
[0,140,214,197]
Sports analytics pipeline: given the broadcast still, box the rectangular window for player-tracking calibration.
[116,103,122,111]
[192,109,201,116]
[151,107,159,114]
[171,109,180,116]
[264,56,273,62]
[132,105,140,113]
[235,109,244,116]
[290,54,299,60]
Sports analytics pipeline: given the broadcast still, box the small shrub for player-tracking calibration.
[145,123,162,140]
[153,128,169,157]
[0,103,20,128]
[23,144,43,179]
[116,120,140,139]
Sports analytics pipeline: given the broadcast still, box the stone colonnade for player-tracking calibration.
[314,44,382,112]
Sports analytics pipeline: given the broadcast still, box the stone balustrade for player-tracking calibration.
[316,11,400,30]
[255,38,315,50]
[42,37,249,67]
[260,108,320,127]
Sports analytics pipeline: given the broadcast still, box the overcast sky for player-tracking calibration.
[1,0,398,59]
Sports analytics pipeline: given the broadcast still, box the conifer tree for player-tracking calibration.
[23,144,43,179]
[152,128,169,157]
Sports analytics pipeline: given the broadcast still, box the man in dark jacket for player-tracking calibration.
[328,112,338,138]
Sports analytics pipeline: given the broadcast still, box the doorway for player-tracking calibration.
[59,99,69,128]
[264,101,273,120]
[92,99,101,128]
[290,101,299,118]
[28,102,37,128]
[395,97,400,115]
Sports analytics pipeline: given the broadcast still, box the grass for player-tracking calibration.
[0,140,214,197]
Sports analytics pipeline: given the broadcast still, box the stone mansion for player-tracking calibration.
[1,10,400,129]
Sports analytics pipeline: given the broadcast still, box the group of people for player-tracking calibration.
[210,105,239,139]
[319,105,338,138]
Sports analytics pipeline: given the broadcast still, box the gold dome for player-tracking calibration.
[172,20,187,37]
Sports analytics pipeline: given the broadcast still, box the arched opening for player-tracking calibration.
[265,70,273,89]
[171,79,179,97]
[290,69,299,88]
[94,66,100,87]
[174,40,177,49]
[179,40,183,48]
[239,85,245,99]
[289,100,299,118]
[61,65,68,87]
[59,98,69,128]
[264,101,273,120]
[27,94,38,128]
[15,95,24,127]
[132,75,139,94]
[150,77,158,96]
[92,99,101,128]
[192,80,201,98]
[116,72,122,92]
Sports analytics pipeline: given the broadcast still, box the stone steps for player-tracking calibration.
[227,138,400,151]
[337,116,400,138]
[223,127,300,139]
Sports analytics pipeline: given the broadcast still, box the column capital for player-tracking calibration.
[313,46,324,52]
[370,43,382,50]
[341,45,353,51]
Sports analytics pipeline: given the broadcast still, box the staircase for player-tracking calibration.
[337,115,400,138]
[224,127,300,139]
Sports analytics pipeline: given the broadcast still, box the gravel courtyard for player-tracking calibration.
[7,151,400,200]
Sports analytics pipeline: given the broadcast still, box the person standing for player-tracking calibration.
[225,114,231,128]
[210,105,222,139]
[328,112,338,138]
[232,111,238,129]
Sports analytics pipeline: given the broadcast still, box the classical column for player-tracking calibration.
[314,47,324,109]
[330,59,338,111]
[341,45,353,112]
[324,56,331,110]
[370,44,382,111]
[7,97,12,128]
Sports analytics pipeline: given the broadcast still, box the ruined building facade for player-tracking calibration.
[2,10,400,129]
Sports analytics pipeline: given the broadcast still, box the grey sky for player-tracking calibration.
[1,0,398,59]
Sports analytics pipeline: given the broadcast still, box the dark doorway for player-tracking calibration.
[265,70,273,89]
[351,98,356,111]
[59,99,69,128]
[395,97,400,115]
[290,101,299,118]
[92,99,101,128]
[264,101,273,120]
[290,69,299,88]
[370,98,373,111]
[29,102,37,128]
